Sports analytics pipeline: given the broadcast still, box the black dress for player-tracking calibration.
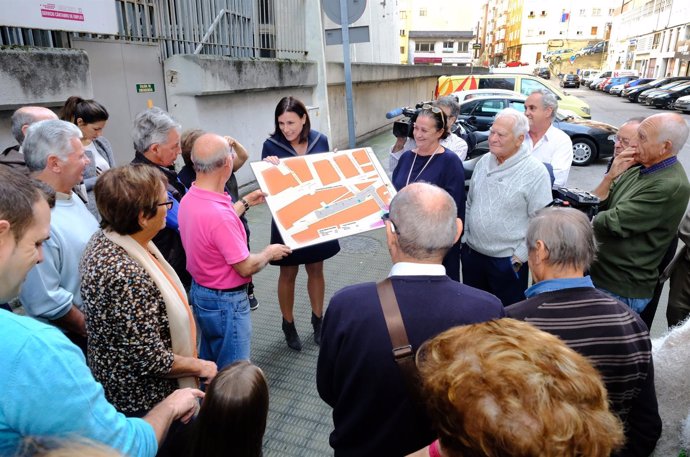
[261,130,340,266]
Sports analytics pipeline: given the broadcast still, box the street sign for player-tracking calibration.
[136,83,155,93]
[322,0,366,25]
[472,43,481,50]
[569,55,576,63]
[325,26,370,45]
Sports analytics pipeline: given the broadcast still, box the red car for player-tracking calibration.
[506,60,529,67]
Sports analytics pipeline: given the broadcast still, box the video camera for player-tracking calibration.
[548,187,600,220]
[386,102,433,139]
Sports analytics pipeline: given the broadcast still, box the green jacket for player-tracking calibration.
[591,162,690,298]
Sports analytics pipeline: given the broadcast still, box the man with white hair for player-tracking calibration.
[20,119,99,351]
[131,107,191,287]
[1,106,58,175]
[507,207,661,457]
[524,89,573,186]
[317,182,504,456]
[462,108,552,306]
[591,112,690,313]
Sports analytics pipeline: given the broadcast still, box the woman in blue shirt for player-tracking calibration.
[391,106,466,281]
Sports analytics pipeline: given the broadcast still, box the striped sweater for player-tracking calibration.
[507,287,661,457]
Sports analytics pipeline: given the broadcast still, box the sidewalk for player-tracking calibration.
[245,129,396,456]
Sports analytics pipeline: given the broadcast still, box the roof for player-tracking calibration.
[409,30,474,40]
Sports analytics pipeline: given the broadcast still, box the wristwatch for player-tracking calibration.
[240,198,250,212]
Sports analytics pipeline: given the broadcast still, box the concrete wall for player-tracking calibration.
[0,47,92,148]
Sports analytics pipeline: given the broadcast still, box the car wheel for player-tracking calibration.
[571,137,597,166]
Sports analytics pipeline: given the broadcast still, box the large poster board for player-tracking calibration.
[250,148,396,250]
[0,1,118,35]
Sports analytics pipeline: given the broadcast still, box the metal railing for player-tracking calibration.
[0,0,307,60]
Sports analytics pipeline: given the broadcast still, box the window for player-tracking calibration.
[478,78,516,91]
[400,46,405,54]
[419,8,427,16]
[579,9,586,15]
[458,42,469,52]
[576,31,583,35]
[475,99,505,115]
[540,10,546,16]
[608,8,615,15]
[592,8,601,16]
[591,26,598,35]
[528,10,535,17]
[527,29,534,37]
[519,79,558,98]
[509,101,526,112]
[443,41,454,52]
[653,32,660,48]
[415,42,434,52]
[400,29,406,36]
[400,11,408,19]
[538,30,546,35]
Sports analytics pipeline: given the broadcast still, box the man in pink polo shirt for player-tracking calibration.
[179,133,291,368]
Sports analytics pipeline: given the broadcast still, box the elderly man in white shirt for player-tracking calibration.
[524,89,573,187]
[389,96,468,172]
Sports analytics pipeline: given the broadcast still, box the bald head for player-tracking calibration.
[645,113,689,155]
[191,133,231,174]
[388,182,458,260]
[11,106,58,144]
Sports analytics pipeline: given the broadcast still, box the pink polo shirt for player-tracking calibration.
[179,184,250,289]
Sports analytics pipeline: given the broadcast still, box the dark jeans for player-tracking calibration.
[461,245,529,306]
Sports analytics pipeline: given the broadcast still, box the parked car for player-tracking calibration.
[588,71,612,89]
[560,74,581,88]
[579,69,601,86]
[506,60,529,67]
[534,67,551,79]
[595,78,612,91]
[625,77,690,102]
[603,76,638,93]
[611,78,653,96]
[456,95,616,166]
[586,41,607,55]
[638,80,690,104]
[644,81,690,109]
[672,95,690,113]
[575,45,595,57]
[545,49,575,62]
[452,88,523,103]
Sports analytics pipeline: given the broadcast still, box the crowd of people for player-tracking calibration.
[1,90,690,457]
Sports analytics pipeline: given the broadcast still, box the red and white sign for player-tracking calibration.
[0,0,117,34]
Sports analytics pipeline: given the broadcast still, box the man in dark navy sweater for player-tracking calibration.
[316,182,505,457]
[507,207,661,457]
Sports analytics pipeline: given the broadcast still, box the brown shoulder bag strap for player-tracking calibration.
[376,278,423,405]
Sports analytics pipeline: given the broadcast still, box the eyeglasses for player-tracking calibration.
[421,104,446,127]
[614,136,631,147]
[381,212,400,235]
[157,200,174,210]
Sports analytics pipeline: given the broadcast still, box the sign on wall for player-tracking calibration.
[0,0,118,35]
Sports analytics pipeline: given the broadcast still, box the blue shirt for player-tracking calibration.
[0,310,157,456]
[525,275,594,298]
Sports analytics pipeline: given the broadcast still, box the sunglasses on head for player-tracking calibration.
[421,104,445,126]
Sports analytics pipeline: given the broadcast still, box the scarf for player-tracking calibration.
[103,230,198,389]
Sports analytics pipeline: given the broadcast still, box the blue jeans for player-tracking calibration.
[597,287,651,314]
[190,280,251,370]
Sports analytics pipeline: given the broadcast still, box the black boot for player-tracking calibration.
[282,318,302,351]
[312,312,323,346]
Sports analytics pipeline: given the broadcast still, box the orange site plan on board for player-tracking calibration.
[250,148,396,249]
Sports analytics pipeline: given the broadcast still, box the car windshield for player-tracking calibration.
[670,81,690,91]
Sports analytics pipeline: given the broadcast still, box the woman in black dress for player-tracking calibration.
[261,97,340,351]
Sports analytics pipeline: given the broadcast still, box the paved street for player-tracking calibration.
[246,87,688,455]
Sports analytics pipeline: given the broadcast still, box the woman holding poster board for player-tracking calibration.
[262,96,340,352]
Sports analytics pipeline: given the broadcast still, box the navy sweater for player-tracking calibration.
[317,276,504,457]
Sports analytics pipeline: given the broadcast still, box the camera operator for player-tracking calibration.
[389,96,468,173]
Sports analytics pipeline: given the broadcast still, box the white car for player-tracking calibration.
[673,95,690,114]
[452,88,522,103]
[609,83,626,96]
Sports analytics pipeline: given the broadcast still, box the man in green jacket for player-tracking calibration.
[591,112,690,313]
